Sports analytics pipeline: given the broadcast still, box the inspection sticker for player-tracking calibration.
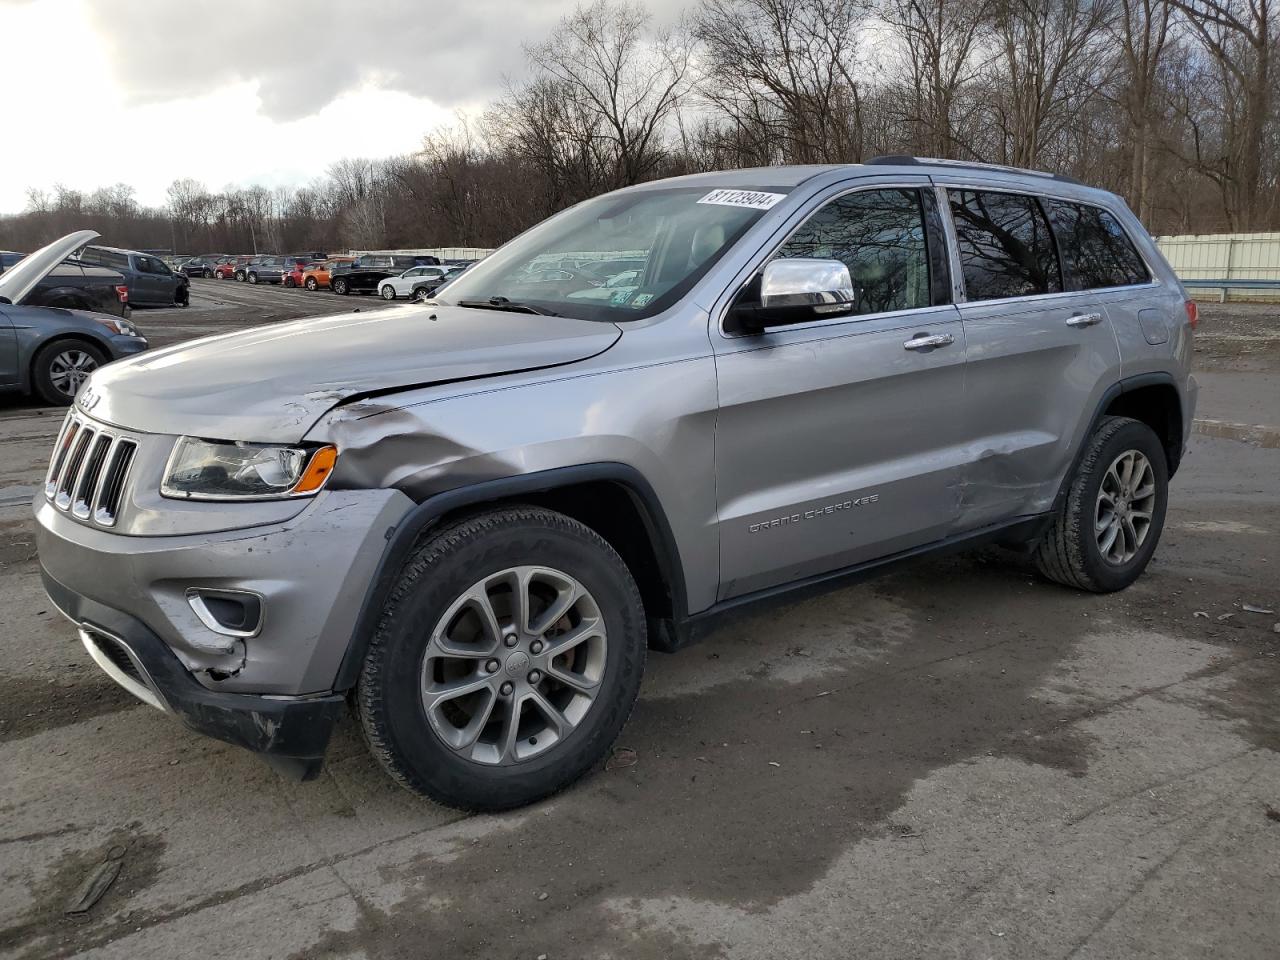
[697,189,786,210]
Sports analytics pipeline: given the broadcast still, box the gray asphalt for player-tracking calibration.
[1,290,1277,960]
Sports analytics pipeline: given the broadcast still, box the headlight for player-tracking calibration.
[97,318,140,337]
[161,438,338,500]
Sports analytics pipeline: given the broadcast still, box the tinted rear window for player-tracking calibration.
[1047,201,1150,289]
[949,190,1062,301]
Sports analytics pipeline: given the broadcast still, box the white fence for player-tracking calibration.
[345,247,494,261]
[1155,232,1280,302]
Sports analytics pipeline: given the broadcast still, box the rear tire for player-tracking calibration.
[32,339,106,406]
[356,506,646,811]
[1033,416,1168,592]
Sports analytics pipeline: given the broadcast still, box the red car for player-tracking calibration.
[283,260,322,288]
[214,256,252,280]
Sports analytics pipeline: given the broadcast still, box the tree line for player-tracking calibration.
[2,0,1276,256]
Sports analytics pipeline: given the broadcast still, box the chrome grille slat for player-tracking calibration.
[47,419,82,497]
[45,414,77,493]
[45,413,139,528]
[94,439,137,527]
[55,428,94,509]
[72,433,113,519]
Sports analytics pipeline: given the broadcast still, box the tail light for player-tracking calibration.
[115,285,129,302]
[1185,299,1198,330]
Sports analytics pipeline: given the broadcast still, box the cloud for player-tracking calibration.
[84,0,569,122]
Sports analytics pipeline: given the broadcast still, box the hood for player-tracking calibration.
[0,229,98,306]
[85,303,622,442]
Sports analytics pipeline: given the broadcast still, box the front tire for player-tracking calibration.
[332,278,349,295]
[1033,416,1168,592]
[356,506,646,811]
[247,272,258,285]
[305,277,318,290]
[32,339,106,405]
[380,284,396,300]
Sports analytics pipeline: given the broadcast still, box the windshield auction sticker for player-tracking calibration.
[697,189,786,210]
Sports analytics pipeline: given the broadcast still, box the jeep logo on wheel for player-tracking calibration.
[504,651,530,677]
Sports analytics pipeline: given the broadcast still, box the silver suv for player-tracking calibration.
[35,158,1197,810]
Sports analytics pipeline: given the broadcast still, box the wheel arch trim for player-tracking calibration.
[1054,371,1183,510]
[332,462,688,691]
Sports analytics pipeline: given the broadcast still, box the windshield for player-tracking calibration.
[437,186,789,321]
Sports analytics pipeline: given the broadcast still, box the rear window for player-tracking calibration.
[1047,201,1150,289]
[949,190,1062,301]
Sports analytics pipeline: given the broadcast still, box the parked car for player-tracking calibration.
[244,256,288,285]
[215,256,251,280]
[26,261,131,318]
[301,257,355,290]
[283,261,320,288]
[182,255,225,279]
[0,251,26,275]
[409,265,468,301]
[378,265,452,300]
[35,159,1195,811]
[0,230,147,404]
[78,245,190,307]
[330,255,438,295]
[235,256,273,282]
[267,256,319,287]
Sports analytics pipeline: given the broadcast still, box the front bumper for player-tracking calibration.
[107,333,148,360]
[36,488,415,695]
[43,573,344,778]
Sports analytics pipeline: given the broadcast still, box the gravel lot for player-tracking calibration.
[1,288,1277,960]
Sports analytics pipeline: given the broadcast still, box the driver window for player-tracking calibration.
[773,188,931,316]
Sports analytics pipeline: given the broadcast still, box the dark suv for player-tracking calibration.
[79,246,190,307]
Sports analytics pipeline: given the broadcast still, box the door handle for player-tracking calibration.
[1066,312,1103,328]
[903,332,955,350]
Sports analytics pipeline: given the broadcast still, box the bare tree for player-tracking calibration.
[1169,0,1276,228]
[524,0,692,188]
[983,0,1116,167]
[694,0,869,163]
[1114,0,1174,220]
[882,0,993,157]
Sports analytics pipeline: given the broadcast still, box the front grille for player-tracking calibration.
[45,413,139,527]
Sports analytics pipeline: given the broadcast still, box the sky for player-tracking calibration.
[0,0,644,213]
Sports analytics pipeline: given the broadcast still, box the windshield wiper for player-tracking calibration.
[457,296,560,317]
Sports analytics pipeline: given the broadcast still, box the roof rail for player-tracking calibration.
[867,155,1084,187]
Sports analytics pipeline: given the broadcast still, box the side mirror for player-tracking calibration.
[733,258,854,332]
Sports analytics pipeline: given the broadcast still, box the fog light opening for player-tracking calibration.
[186,588,264,639]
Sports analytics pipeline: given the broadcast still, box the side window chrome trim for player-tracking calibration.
[715,179,942,340]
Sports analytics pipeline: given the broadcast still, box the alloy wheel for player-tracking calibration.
[420,566,607,766]
[1095,449,1156,565]
[48,349,99,398]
